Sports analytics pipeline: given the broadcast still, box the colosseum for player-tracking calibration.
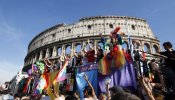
[23,16,160,71]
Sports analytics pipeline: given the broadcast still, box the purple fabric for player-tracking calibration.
[98,62,137,92]
[28,69,32,75]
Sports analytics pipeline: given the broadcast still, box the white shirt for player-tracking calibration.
[2,94,14,100]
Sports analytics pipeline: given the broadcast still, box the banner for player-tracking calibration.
[78,63,98,72]
[76,63,98,99]
[98,62,137,93]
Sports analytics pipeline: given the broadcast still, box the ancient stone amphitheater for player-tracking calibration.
[24,16,160,70]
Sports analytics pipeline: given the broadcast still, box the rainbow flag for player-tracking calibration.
[23,77,31,93]
[34,75,47,95]
[98,56,111,75]
[53,60,68,85]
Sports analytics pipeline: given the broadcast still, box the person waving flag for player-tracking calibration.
[53,59,69,85]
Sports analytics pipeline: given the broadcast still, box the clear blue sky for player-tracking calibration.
[0,0,175,84]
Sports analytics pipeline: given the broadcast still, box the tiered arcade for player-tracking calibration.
[24,16,160,69]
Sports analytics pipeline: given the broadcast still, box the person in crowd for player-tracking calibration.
[53,57,62,71]
[152,89,164,100]
[83,74,98,100]
[105,72,140,100]
[105,79,110,100]
[139,76,154,100]
[21,95,31,100]
[100,28,126,69]
[149,59,159,73]
[41,89,50,100]
[109,86,141,100]
[54,85,66,100]
[1,91,14,100]
[74,51,83,66]
[159,41,175,94]
[73,91,80,100]
[14,94,20,100]
[44,59,54,72]
[99,92,107,100]
[108,86,124,99]
[148,59,161,83]
[96,45,104,63]
[64,54,72,68]
[83,40,96,63]
[65,95,77,100]
[139,76,165,100]
[111,92,141,100]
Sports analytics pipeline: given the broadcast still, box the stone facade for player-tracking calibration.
[24,16,160,67]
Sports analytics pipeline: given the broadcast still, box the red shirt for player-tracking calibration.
[86,50,95,62]
[113,44,119,51]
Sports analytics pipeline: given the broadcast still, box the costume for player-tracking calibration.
[98,27,137,92]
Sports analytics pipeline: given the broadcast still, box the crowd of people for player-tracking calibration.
[1,27,175,100]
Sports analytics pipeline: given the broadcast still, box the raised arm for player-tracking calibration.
[139,76,155,100]
[87,40,94,50]
[50,84,59,98]
[44,59,52,67]
[83,74,97,98]
[105,82,111,100]
[74,52,78,58]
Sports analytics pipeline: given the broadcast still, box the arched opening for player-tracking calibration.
[136,42,141,49]
[109,24,113,28]
[144,43,151,53]
[87,25,92,30]
[49,48,53,57]
[65,45,71,55]
[42,50,46,59]
[36,52,40,60]
[57,47,62,56]
[122,42,128,50]
[131,24,135,30]
[75,43,82,53]
[97,41,103,49]
[68,29,71,33]
[86,40,93,51]
[153,45,159,54]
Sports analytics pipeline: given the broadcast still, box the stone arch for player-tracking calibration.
[65,44,71,55]
[109,23,113,28]
[75,43,82,52]
[87,25,92,30]
[122,41,128,49]
[136,42,141,49]
[86,40,94,50]
[49,48,53,57]
[97,41,103,49]
[132,40,141,50]
[42,50,46,59]
[143,43,151,53]
[152,44,159,54]
[36,52,40,60]
[57,46,62,55]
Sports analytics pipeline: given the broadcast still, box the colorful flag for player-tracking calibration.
[34,75,46,95]
[23,77,31,93]
[36,61,45,74]
[111,27,120,35]
[32,64,37,73]
[43,68,50,89]
[53,60,68,85]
